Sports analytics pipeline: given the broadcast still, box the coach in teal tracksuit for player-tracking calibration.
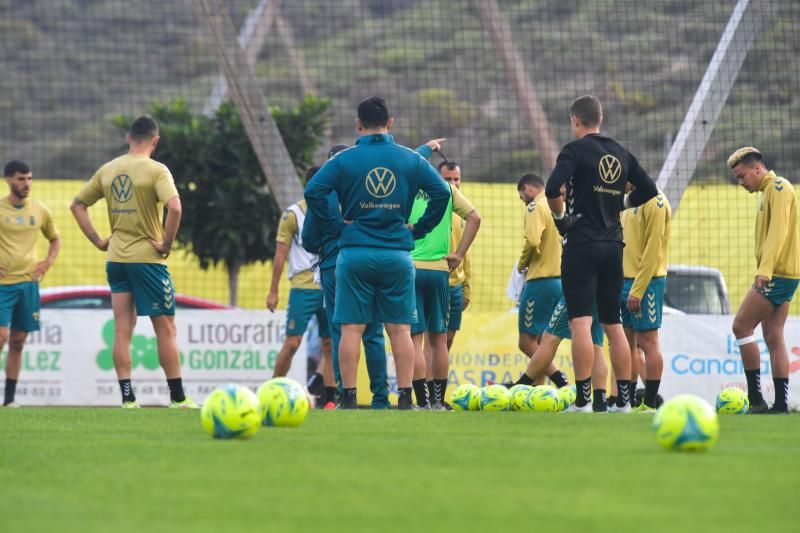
[302,146,391,409]
[304,96,449,409]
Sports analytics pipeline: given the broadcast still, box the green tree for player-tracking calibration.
[113,95,330,306]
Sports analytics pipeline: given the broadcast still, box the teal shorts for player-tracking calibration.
[412,269,450,335]
[756,277,800,307]
[106,262,175,316]
[621,277,665,332]
[286,288,330,338]
[545,295,605,347]
[519,278,561,336]
[448,284,463,332]
[334,247,417,325]
[0,281,40,332]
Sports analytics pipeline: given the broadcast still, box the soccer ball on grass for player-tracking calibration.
[257,377,310,427]
[479,384,511,411]
[653,394,719,451]
[715,387,749,414]
[451,383,481,411]
[201,384,261,439]
[528,385,560,413]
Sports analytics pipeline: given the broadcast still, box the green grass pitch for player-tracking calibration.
[0,409,797,533]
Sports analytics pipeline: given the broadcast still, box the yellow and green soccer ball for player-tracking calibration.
[653,394,719,451]
[201,384,261,439]
[557,385,577,412]
[479,384,511,411]
[257,377,310,427]
[509,384,534,411]
[529,385,560,412]
[715,387,749,414]
[451,384,481,411]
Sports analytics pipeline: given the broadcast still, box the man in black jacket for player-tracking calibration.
[545,95,658,412]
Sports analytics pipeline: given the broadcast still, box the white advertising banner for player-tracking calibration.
[4,311,800,408]
[659,315,800,409]
[0,310,306,406]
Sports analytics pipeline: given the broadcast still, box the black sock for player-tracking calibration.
[426,380,435,402]
[549,371,568,388]
[307,372,324,395]
[644,380,661,408]
[119,379,136,403]
[433,379,447,404]
[341,387,357,408]
[167,378,185,403]
[514,373,534,386]
[593,388,606,408]
[412,379,429,407]
[575,378,591,407]
[744,369,764,405]
[4,378,17,405]
[773,377,789,410]
[616,380,631,407]
[607,395,617,407]
[324,386,337,404]
[398,387,413,408]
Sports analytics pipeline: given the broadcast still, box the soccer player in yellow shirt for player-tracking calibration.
[0,161,61,407]
[729,147,799,414]
[620,186,671,412]
[513,174,570,387]
[71,116,197,408]
[266,179,334,408]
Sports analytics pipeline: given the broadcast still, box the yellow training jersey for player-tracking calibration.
[275,200,317,290]
[415,186,476,272]
[754,171,800,279]
[448,211,472,300]
[517,191,561,281]
[622,190,671,298]
[76,154,179,264]
[0,198,59,284]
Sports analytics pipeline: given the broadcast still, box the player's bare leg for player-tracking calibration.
[760,300,791,412]
[152,314,193,407]
[602,322,632,412]
[411,332,429,407]
[423,332,434,401]
[1,329,27,406]
[273,334,303,377]
[732,288,775,411]
[111,292,137,406]
[446,329,457,351]
[428,331,450,408]
[507,332,566,387]
[385,323,414,409]
[591,344,608,411]
[636,328,663,409]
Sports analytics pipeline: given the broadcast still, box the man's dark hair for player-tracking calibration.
[328,144,349,159]
[570,95,602,127]
[517,173,545,190]
[357,96,390,129]
[4,160,30,177]
[437,160,459,172]
[304,165,321,184]
[128,116,159,142]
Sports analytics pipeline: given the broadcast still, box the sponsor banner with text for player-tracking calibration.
[356,312,800,409]
[0,310,304,406]
[659,315,800,408]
